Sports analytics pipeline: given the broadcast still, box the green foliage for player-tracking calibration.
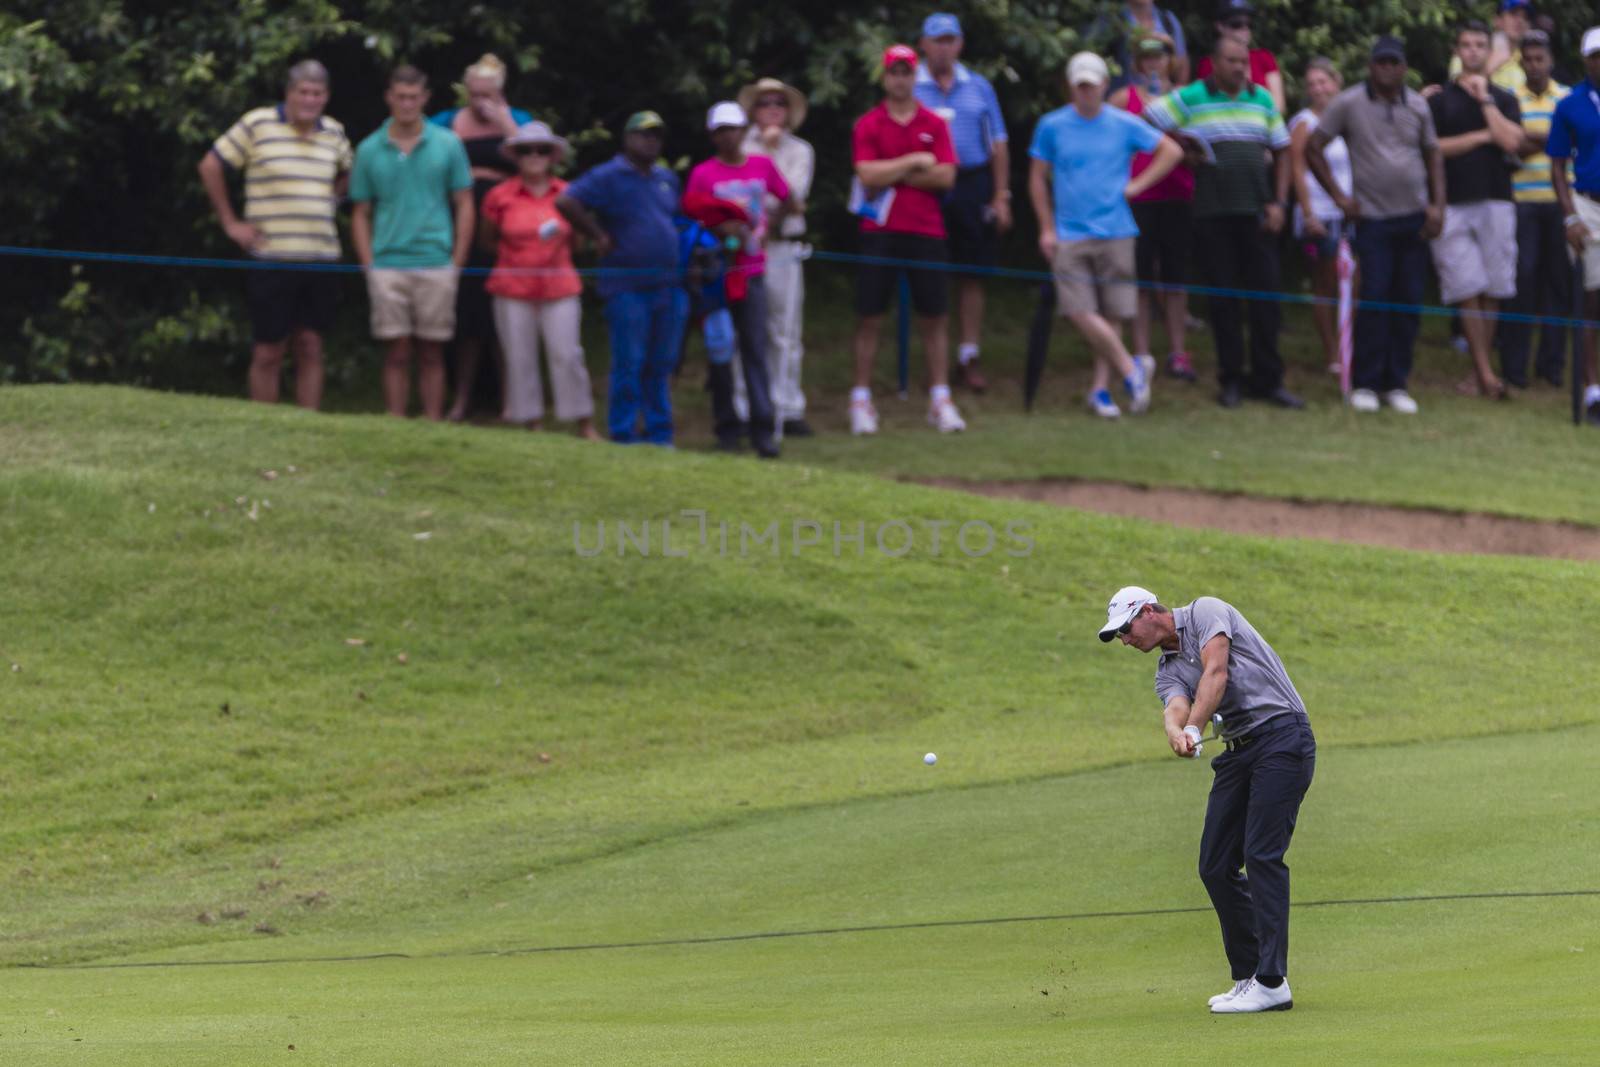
[4,1,1599,385]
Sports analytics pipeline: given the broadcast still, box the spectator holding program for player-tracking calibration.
[847,44,965,436]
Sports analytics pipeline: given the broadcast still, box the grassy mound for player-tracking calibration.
[1,386,1594,1062]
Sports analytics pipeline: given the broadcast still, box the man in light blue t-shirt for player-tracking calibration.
[1028,52,1182,418]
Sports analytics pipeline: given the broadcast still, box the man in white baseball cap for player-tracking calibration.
[1101,587,1316,1014]
[685,100,792,457]
[1029,54,1181,418]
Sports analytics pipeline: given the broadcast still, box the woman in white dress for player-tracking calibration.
[1289,57,1354,374]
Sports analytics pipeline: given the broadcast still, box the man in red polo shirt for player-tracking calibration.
[849,43,966,435]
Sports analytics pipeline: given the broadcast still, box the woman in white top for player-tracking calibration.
[1289,57,1354,374]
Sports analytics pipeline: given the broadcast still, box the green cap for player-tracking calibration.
[624,110,666,133]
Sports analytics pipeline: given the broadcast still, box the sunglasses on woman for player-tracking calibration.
[513,144,555,157]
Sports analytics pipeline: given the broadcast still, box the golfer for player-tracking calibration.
[1100,586,1315,1014]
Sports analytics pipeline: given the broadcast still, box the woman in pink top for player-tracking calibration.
[479,122,597,439]
[1111,36,1197,381]
[685,101,792,459]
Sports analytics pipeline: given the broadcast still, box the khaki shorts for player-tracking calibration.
[1430,201,1516,306]
[1574,193,1600,291]
[1053,237,1137,319]
[366,267,459,341]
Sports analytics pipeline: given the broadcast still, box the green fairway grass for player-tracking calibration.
[6,728,1596,1065]
[1,386,1595,1062]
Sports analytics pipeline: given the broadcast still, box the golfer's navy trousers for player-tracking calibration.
[1198,714,1316,981]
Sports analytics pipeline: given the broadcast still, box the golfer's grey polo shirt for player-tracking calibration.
[1155,597,1309,737]
[1316,81,1438,220]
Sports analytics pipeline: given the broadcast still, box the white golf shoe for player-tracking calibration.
[1211,977,1292,1013]
[928,399,966,433]
[1349,388,1380,413]
[849,399,879,436]
[1207,979,1252,1008]
[1384,389,1419,414]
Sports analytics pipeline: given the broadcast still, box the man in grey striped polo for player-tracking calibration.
[1100,586,1316,1014]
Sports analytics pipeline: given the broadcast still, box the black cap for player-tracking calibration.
[1216,0,1253,17]
[1371,35,1406,62]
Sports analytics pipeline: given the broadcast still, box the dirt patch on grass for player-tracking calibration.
[922,478,1600,562]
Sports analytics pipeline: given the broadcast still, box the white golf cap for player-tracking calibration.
[1098,585,1158,642]
[1067,52,1110,87]
[1584,27,1600,57]
[706,100,748,131]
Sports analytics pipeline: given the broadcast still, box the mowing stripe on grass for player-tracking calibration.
[31,888,1599,971]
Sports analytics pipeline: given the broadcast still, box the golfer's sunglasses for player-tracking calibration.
[1117,608,1143,636]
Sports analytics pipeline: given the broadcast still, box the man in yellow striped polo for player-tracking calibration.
[199,60,353,409]
[1501,30,1571,388]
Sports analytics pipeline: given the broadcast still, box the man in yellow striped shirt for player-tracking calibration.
[1502,31,1571,387]
[198,60,353,409]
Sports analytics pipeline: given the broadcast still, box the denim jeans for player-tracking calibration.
[1350,213,1429,393]
[604,286,688,445]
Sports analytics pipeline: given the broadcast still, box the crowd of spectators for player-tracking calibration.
[198,3,1600,453]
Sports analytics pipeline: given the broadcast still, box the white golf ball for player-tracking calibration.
[924,752,938,766]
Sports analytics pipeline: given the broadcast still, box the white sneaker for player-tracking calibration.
[849,400,879,436]
[1207,979,1253,1008]
[1349,388,1379,413]
[1128,354,1155,414]
[1384,389,1419,414]
[1087,389,1121,419]
[1211,977,1292,1013]
[929,399,966,433]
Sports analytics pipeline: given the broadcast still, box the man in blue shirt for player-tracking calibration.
[1029,52,1181,418]
[1548,26,1600,423]
[915,12,1009,393]
[558,111,689,446]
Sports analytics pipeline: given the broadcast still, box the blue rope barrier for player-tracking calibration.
[1,243,1593,331]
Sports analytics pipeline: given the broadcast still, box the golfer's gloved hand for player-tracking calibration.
[1182,725,1203,759]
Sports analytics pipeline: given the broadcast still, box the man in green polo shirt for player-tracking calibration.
[1144,36,1301,411]
[351,66,474,420]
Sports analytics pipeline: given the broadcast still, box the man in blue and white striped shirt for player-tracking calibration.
[915,12,1010,393]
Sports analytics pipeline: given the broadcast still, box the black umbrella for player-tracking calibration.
[1023,280,1057,411]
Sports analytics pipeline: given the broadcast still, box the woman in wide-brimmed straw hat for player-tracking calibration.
[478,120,598,439]
[733,77,817,438]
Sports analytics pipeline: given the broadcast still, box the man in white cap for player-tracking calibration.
[1548,26,1600,423]
[1029,51,1181,418]
[685,101,792,458]
[1100,586,1316,1014]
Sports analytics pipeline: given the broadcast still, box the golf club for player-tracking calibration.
[1189,713,1225,758]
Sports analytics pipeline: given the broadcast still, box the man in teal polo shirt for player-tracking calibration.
[351,66,474,420]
